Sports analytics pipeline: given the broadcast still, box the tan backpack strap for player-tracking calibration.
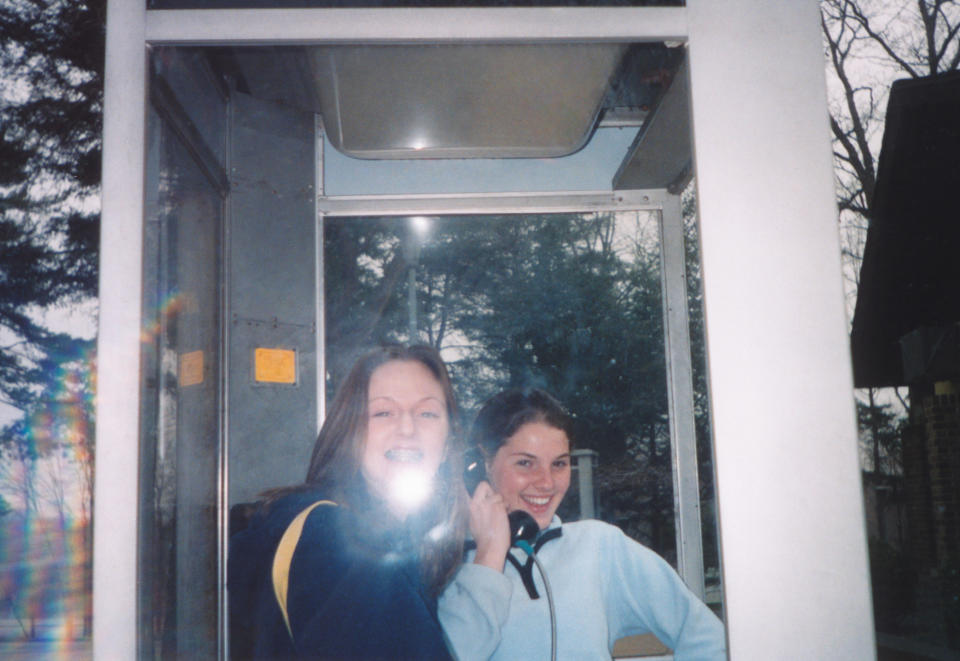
[271,500,337,640]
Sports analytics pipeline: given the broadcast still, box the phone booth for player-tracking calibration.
[97,2,875,659]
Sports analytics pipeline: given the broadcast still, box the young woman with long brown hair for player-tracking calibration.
[229,344,465,660]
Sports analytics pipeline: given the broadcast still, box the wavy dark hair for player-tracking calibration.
[304,344,465,594]
[470,388,575,460]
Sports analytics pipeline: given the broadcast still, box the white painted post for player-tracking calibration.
[94,2,147,659]
[686,1,875,658]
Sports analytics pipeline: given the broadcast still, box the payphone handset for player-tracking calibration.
[463,448,539,547]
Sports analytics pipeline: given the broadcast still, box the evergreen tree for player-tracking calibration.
[0,0,103,414]
[324,211,681,551]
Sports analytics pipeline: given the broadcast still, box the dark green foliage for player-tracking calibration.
[325,212,667,422]
[0,0,103,414]
[0,1,104,188]
[0,8,101,641]
[324,211,686,550]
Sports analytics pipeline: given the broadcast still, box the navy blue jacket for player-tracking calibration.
[229,489,454,661]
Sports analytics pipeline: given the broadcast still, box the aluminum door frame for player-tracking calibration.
[317,186,706,602]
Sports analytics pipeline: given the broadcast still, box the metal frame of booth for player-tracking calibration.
[97,3,875,659]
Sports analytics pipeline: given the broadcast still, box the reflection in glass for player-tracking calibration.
[324,213,687,562]
[140,103,224,658]
[682,185,721,613]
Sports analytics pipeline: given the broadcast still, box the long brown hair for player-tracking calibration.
[304,344,466,594]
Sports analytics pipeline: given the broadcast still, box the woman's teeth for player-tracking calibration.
[522,495,551,507]
[385,448,424,463]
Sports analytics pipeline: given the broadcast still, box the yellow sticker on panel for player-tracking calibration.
[180,350,204,387]
[255,348,297,384]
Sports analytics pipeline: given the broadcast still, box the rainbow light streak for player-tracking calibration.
[140,291,191,345]
[2,290,190,648]
[1,340,94,648]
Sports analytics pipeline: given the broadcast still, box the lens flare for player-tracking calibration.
[386,469,434,515]
[140,291,191,344]
[1,339,95,647]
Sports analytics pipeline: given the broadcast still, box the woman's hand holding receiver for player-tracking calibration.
[468,481,511,571]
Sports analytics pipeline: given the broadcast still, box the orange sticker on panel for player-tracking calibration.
[180,350,204,387]
[255,348,297,384]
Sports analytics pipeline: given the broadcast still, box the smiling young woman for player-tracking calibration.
[439,389,726,661]
[361,359,451,518]
[486,420,572,530]
[228,345,465,661]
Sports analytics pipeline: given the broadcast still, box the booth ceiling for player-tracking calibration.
[198,42,691,189]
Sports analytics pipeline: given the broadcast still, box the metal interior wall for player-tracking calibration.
[226,91,318,508]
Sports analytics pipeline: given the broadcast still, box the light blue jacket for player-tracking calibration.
[439,518,726,661]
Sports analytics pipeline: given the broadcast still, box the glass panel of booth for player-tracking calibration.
[141,48,228,659]
[138,37,718,657]
[322,211,700,566]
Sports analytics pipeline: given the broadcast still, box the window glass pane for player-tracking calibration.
[683,185,721,612]
[140,59,226,658]
[324,212,681,560]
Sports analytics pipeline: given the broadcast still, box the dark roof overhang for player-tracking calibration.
[850,70,960,388]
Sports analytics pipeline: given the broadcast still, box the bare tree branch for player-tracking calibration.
[847,0,923,77]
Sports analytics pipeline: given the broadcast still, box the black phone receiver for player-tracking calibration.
[463,448,539,546]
